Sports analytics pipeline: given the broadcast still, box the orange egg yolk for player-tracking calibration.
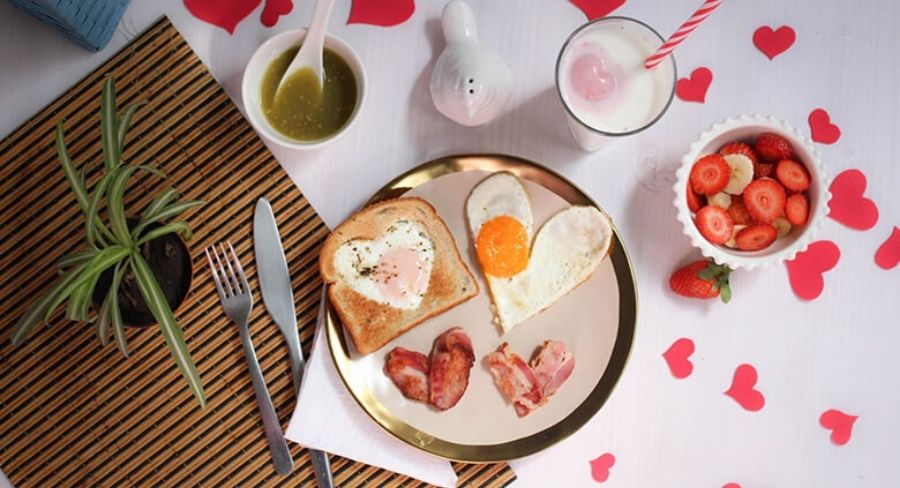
[475,216,530,278]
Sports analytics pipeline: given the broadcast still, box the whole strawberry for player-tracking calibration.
[669,259,733,303]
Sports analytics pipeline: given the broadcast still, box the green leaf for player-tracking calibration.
[85,167,119,247]
[132,201,203,240]
[133,164,166,179]
[131,253,205,408]
[66,278,96,322]
[11,263,89,346]
[136,220,191,245]
[110,261,129,356]
[719,283,732,304]
[56,122,90,212]
[43,245,131,322]
[139,187,178,225]
[101,77,119,169]
[96,288,113,346]
[58,250,97,270]
[117,102,143,153]
[107,167,137,245]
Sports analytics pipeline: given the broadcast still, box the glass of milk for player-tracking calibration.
[556,17,676,151]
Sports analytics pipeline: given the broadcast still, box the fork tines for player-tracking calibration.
[204,241,250,299]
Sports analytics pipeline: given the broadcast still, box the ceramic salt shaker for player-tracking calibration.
[429,0,513,127]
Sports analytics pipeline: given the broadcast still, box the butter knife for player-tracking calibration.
[254,198,333,487]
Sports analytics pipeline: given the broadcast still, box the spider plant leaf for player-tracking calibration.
[101,77,119,169]
[11,262,88,346]
[140,187,178,225]
[66,278,95,322]
[133,164,167,179]
[43,245,131,322]
[96,289,112,346]
[107,167,137,245]
[117,102,143,154]
[131,253,205,408]
[85,166,119,247]
[58,250,98,270]
[56,122,90,213]
[136,220,192,246]
[110,261,129,356]
[132,201,203,239]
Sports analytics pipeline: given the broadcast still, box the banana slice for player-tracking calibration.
[772,218,792,238]
[708,192,731,209]
[723,154,754,194]
[725,225,747,248]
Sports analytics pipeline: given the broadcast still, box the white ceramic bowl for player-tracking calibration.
[674,115,829,270]
[241,29,366,150]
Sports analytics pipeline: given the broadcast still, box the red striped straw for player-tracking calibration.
[645,0,723,69]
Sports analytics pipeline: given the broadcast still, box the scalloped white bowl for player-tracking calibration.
[674,115,829,270]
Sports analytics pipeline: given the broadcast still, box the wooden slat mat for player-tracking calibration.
[0,17,515,488]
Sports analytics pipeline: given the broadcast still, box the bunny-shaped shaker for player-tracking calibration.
[429,0,513,126]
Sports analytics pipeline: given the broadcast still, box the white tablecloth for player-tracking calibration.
[1,0,898,486]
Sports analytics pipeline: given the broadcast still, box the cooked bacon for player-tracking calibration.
[428,327,475,410]
[385,347,430,402]
[530,340,575,398]
[486,343,544,417]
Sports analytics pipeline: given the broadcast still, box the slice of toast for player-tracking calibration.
[320,197,478,355]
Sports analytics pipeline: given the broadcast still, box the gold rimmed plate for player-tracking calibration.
[326,154,637,462]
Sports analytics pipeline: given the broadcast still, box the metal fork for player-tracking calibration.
[205,241,293,475]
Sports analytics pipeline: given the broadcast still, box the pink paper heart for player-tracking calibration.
[589,453,615,483]
[820,409,858,446]
[753,25,796,59]
[875,226,900,270]
[724,364,765,412]
[184,0,262,34]
[809,108,841,144]
[662,338,694,379]
[260,0,292,27]
[569,0,626,20]
[723,484,742,488]
[347,0,415,27]
[828,169,879,230]
[676,67,712,103]
[785,240,841,300]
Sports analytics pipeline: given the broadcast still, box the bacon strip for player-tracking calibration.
[486,343,544,417]
[428,327,475,410]
[385,347,430,402]
[530,340,575,398]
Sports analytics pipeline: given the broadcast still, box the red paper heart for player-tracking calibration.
[875,227,900,270]
[828,169,880,230]
[184,0,262,34]
[569,0,626,20]
[662,338,694,379]
[820,409,857,446]
[261,0,293,27]
[753,25,796,60]
[809,108,841,144]
[676,67,712,103]
[785,240,841,300]
[589,453,615,483]
[724,364,765,412]
[723,484,742,488]
[347,0,415,27]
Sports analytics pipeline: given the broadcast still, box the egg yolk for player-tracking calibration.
[475,216,530,278]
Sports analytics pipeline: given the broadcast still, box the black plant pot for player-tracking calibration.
[92,224,193,328]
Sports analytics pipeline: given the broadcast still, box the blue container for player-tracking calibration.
[6,0,132,52]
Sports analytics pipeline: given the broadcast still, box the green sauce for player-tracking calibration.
[260,46,357,142]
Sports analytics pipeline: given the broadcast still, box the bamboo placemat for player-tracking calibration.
[0,17,515,488]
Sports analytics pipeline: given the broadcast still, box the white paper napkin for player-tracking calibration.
[285,322,458,488]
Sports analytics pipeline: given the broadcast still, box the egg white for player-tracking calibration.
[465,172,533,239]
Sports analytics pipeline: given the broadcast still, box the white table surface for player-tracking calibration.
[2,0,898,486]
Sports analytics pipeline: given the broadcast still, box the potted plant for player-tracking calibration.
[11,78,206,407]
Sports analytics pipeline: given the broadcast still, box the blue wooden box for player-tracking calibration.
[6,0,132,52]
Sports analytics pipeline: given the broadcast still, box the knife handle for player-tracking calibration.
[239,325,294,475]
[309,448,333,487]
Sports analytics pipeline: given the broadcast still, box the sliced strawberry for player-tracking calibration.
[754,161,774,179]
[686,183,705,213]
[742,178,786,224]
[719,142,759,165]
[785,193,809,226]
[695,205,734,245]
[775,159,811,192]
[735,223,778,251]
[690,154,731,195]
[727,196,752,225]
[754,132,794,163]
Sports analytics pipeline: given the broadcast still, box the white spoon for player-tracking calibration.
[276,0,336,97]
